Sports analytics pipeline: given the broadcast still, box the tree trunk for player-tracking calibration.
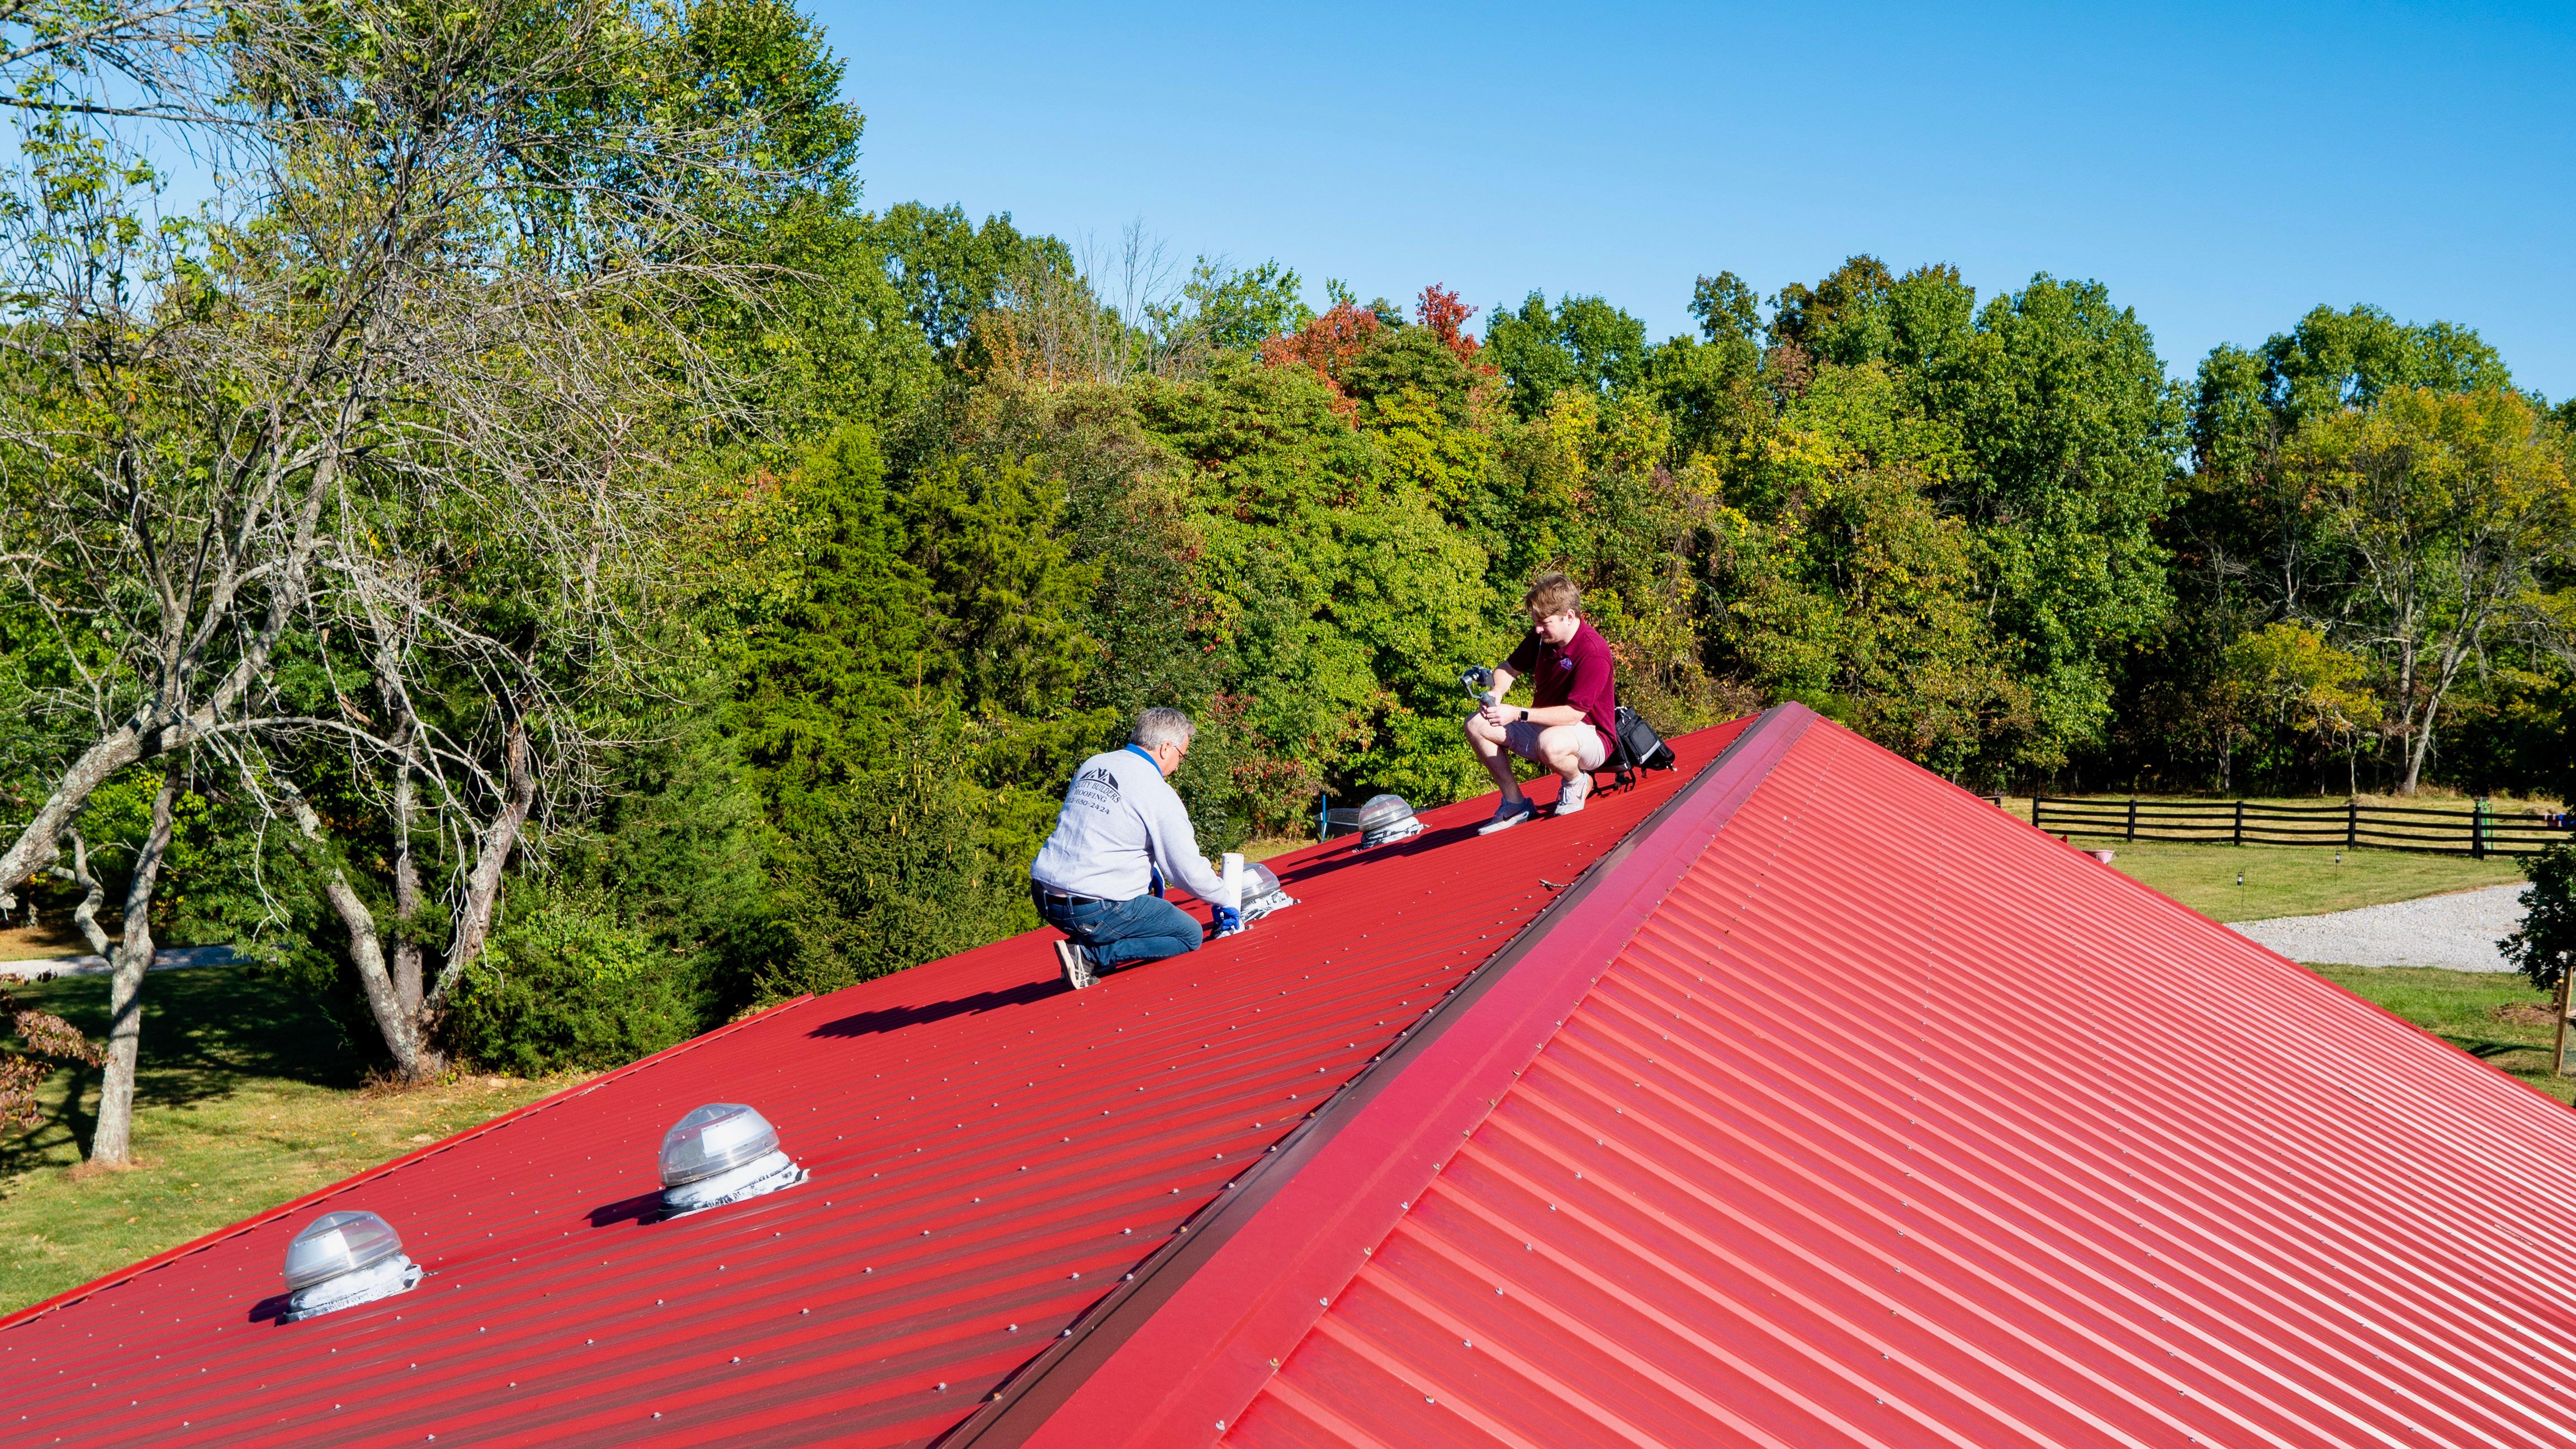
[0,724,147,911]
[423,718,536,1026]
[48,830,114,958]
[90,774,179,1168]
[390,761,425,1019]
[281,787,438,1081]
[318,869,440,1080]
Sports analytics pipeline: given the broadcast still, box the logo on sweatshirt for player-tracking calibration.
[1067,762,1123,816]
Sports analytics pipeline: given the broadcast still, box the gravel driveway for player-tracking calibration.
[2228,885,2531,972]
[0,944,236,982]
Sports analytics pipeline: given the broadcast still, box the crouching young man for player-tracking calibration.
[1029,707,1235,990]
[1464,572,1618,836]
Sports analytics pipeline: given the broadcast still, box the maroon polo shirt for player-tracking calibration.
[1504,617,1618,758]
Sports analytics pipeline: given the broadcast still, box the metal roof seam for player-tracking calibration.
[1498,1041,2474,1448]
[1461,1081,2247,1443]
[1382,1183,1977,1449]
[1545,984,2514,1423]
[1220,718,2576,1449]
[1638,907,2545,1423]
[1417,1143,2044,1449]
[993,710,1801,1449]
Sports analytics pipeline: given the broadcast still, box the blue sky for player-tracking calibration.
[823,1,2576,397]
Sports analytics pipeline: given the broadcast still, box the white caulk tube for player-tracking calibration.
[1220,853,1245,911]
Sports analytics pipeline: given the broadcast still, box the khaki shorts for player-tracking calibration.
[1503,719,1606,771]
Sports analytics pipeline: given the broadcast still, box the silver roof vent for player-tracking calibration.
[1356,794,1423,848]
[1239,862,1298,923]
[281,1210,420,1321]
[660,1103,806,1218]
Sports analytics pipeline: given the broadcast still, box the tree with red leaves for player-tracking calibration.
[1257,302,1382,413]
[1415,285,1483,365]
[2,988,97,1130]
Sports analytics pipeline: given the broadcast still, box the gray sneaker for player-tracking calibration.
[1055,939,1097,990]
[1477,796,1537,835]
[1556,771,1592,816]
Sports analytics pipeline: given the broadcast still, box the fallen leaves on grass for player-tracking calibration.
[3,988,100,1127]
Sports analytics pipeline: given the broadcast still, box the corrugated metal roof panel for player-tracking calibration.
[1218,711,2576,1448]
[0,724,1742,1449]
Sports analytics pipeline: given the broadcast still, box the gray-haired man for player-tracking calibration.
[1029,708,1234,990]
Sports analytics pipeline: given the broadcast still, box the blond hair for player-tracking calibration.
[1523,572,1580,617]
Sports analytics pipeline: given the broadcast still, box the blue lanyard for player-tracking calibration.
[1123,744,1167,896]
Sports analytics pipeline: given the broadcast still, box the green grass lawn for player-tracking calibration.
[1,964,570,1315]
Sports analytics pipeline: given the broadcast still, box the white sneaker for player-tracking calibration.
[1477,796,1537,835]
[1556,773,1592,816]
[1055,940,1097,990]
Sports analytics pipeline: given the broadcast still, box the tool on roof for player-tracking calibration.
[281,1210,420,1321]
[659,1102,807,1218]
[1357,793,1423,848]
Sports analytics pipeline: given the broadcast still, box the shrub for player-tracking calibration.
[447,891,705,1076]
[763,751,1038,1000]
[2502,841,2576,996]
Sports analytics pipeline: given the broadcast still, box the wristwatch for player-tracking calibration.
[1518,710,1529,723]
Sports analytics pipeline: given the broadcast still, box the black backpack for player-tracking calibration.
[1605,703,1676,789]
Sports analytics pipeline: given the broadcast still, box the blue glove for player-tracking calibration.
[1212,906,1244,937]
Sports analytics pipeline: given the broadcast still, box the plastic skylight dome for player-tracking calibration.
[1357,793,1422,847]
[660,1103,779,1186]
[280,1210,419,1320]
[1240,861,1297,923]
[658,1103,806,1217]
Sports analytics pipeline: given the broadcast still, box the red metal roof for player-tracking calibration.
[1112,706,2576,1449]
[26,704,2573,1449]
[0,721,1744,1449]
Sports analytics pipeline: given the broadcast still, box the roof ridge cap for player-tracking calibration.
[949,705,1815,1449]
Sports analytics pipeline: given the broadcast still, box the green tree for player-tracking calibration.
[869,202,1070,358]
[1771,255,1896,366]
[730,427,943,814]
[1913,274,2185,771]
[2290,387,2574,792]
[1485,293,1651,419]
[2502,842,2576,997]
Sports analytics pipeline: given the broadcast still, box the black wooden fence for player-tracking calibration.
[2031,796,2574,859]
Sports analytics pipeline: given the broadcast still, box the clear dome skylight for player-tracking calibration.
[1357,793,1422,847]
[1240,862,1298,923]
[281,1210,420,1320]
[659,1104,806,1218]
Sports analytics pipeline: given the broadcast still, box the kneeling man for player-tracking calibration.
[1465,572,1618,835]
[1030,707,1233,990]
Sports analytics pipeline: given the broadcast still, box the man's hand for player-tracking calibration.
[1479,701,1510,728]
[1212,905,1244,937]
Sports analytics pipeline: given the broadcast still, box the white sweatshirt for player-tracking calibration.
[1029,746,1228,903]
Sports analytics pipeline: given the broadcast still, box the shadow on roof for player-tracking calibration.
[804,977,1059,1039]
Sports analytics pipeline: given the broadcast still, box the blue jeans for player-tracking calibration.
[1031,883,1203,971]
